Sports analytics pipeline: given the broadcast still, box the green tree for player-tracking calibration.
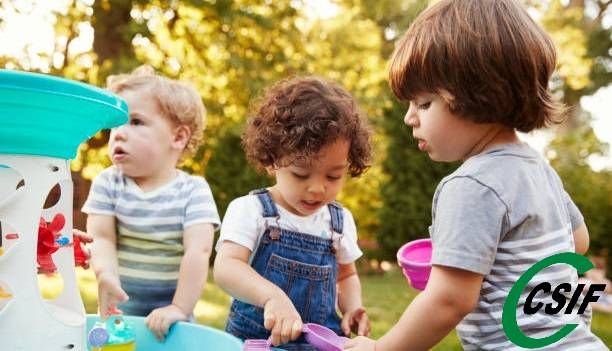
[331,0,457,258]
[547,121,612,267]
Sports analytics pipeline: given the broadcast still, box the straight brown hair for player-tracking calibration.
[389,0,565,132]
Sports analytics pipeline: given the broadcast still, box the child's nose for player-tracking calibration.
[307,182,325,194]
[404,111,418,127]
[111,125,128,141]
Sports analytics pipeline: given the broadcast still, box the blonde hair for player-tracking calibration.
[107,65,206,154]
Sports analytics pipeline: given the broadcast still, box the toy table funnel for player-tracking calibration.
[0,69,127,350]
[397,238,433,290]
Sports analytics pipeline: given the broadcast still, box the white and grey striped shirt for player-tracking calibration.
[82,166,220,306]
[430,143,606,350]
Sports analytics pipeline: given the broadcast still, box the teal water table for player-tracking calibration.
[0,69,241,350]
[0,69,127,350]
[86,315,243,350]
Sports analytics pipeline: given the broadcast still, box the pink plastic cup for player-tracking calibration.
[397,238,433,290]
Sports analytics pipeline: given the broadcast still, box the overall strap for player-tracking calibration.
[249,188,279,218]
[327,201,344,234]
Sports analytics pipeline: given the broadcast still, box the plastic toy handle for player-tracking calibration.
[55,236,70,246]
[243,338,272,350]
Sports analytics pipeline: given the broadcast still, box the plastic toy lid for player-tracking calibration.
[88,324,110,347]
[0,69,128,159]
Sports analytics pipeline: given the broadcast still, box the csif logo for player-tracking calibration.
[502,253,606,348]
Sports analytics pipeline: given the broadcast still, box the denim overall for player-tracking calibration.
[226,189,345,351]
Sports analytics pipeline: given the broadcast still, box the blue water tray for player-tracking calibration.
[0,69,127,159]
[86,315,243,350]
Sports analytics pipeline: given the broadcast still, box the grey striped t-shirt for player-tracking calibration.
[431,143,606,350]
[82,166,220,312]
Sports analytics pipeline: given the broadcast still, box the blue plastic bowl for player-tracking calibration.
[86,315,243,350]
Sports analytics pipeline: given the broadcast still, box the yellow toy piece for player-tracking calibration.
[92,341,135,351]
[0,287,11,299]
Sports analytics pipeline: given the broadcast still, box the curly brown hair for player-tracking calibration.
[243,76,372,177]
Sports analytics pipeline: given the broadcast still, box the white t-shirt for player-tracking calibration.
[217,194,362,264]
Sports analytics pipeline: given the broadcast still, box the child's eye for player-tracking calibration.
[418,101,431,110]
[292,172,309,179]
[327,175,342,181]
[130,118,144,126]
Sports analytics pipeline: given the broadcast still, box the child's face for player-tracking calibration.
[270,139,349,216]
[404,92,494,162]
[108,89,180,179]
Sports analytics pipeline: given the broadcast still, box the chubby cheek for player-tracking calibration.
[284,187,302,205]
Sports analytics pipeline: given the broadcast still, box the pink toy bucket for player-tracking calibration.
[397,239,432,290]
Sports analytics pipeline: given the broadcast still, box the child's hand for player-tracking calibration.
[263,293,303,346]
[73,228,93,244]
[341,306,370,337]
[343,336,377,350]
[96,272,129,319]
[145,304,188,341]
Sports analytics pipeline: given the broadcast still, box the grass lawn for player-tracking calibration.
[38,268,611,350]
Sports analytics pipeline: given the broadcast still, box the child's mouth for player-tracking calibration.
[417,139,427,151]
[301,200,322,210]
[112,147,128,160]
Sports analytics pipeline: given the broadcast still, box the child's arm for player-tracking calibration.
[337,263,370,336]
[214,241,302,346]
[572,223,589,255]
[145,223,215,340]
[88,214,129,319]
[345,265,482,351]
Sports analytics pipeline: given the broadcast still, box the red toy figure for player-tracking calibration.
[37,213,65,274]
[73,233,89,269]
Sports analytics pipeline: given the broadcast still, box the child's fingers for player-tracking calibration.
[269,321,282,346]
[358,316,370,337]
[110,285,129,303]
[263,311,276,331]
[353,307,366,319]
[280,319,294,344]
[341,313,352,336]
[145,314,163,341]
[290,319,302,341]
[73,229,93,243]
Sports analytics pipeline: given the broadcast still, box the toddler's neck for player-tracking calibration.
[464,126,519,160]
[130,168,178,192]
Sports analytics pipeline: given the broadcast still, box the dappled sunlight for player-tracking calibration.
[194,300,230,329]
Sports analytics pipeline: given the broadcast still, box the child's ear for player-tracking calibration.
[172,125,191,150]
[265,166,275,176]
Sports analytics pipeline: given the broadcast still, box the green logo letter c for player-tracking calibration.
[502,252,594,348]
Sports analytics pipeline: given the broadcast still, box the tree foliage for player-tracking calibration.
[547,120,612,267]
[0,0,609,258]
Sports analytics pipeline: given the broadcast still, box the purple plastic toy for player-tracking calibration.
[397,238,433,290]
[243,323,349,351]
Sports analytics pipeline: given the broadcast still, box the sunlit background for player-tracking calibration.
[1,0,611,349]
